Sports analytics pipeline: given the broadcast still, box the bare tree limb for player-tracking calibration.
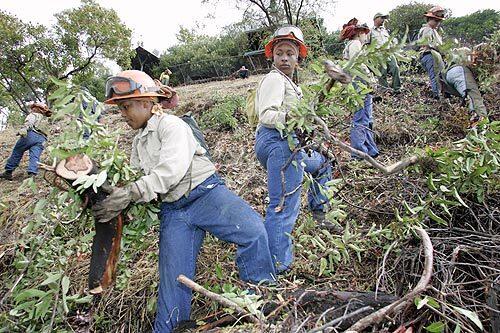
[307,306,373,333]
[314,115,419,175]
[345,227,434,332]
[176,274,263,325]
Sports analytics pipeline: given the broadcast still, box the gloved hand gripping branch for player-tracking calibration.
[92,182,142,222]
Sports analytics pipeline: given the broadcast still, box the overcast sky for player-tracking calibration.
[3,0,499,54]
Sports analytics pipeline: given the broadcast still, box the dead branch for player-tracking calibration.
[177,274,263,325]
[314,115,419,175]
[308,306,374,333]
[346,227,434,332]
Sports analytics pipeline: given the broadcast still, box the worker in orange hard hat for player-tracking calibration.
[418,5,446,99]
[256,25,335,275]
[95,70,276,332]
[0,102,52,180]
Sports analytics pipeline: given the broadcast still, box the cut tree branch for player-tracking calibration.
[313,60,419,175]
[177,274,263,325]
[345,227,434,332]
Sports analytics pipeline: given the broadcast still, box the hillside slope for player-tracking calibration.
[0,73,498,333]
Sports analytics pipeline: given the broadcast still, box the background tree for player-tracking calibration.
[156,26,248,85]
[386,2,438,41]
[443,9,499,44]
[204,0,336,27]
[0,0,133,114]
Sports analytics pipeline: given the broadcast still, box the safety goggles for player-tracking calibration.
[105,76,159,99]
[273,26,304,43]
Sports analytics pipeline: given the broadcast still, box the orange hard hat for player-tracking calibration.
[104,70,164,105]
[424,6,446,20]
[264,26,308,59]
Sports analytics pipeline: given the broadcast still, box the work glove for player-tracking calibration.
[92,182,141,223]
[18,128,28,137]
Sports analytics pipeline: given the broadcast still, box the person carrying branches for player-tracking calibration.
[418,6,446,100]
[0,102,52,181]
[341,18,380,159]
[94,70,276,332]
[254,25,335,274]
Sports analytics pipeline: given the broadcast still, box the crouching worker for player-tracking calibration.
[439,47,488,124]
[94,70,276,332]
[0,103,52,181]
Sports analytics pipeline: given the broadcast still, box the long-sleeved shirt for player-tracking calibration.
[256,69,302,128]
[369,26,390,47]
[24,112,49,137]
[343,39,363,60]
[131,113,215,203]
[417,24,443,51]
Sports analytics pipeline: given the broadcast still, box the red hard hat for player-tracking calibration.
[264,26,308,59]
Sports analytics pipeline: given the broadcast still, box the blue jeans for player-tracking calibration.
[255,126,331,272]
[154,174,276,333]
[350,94,379,158]
[5,130,46,174]
[420,53,440,97]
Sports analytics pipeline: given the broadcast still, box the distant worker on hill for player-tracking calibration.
[341,18,380,159]
[418,6,446,99]
[369,13,401,93]
[159,68,172,86]
[235,65,250,79]
[0,103,52,181]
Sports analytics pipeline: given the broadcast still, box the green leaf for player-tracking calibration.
[452,187,469,208]
[425,321,445,332]
[451,306,483,330]
[61,275,70,296]
[453,324,461,333]
[427,208,447,226]
[40,272,62,286]
[14,289,47,302]
[319,257,328,276]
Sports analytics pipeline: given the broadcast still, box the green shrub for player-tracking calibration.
[199,94,243,131]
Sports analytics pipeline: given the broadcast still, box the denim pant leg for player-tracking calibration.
[364,95,379,157]
[189,181,276,282]
[350,102,370,158]
[27,132,46,174]
[154,205,205,333]
[255,127,303,272]
[421,53,439,96]
[5,137,29,172]
[302,150,332,212]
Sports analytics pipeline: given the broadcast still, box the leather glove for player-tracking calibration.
[92,182,141,223]
[18,128,28,137]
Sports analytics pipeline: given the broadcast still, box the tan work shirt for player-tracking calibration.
[24,112,49,137]
[343,40,363,60]
[131,113,215,203]
[418,24,443,51]
[256,69,302,129]
[369,26,390,47]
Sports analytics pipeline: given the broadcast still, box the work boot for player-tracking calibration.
[312,211,343,233]
[0,171,13,181]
